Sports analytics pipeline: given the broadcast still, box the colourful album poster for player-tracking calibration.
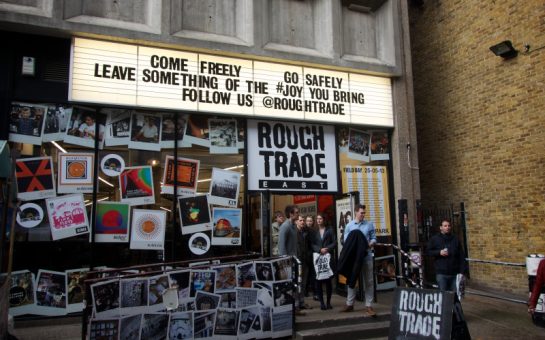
[43,105,73,142]
[65,268,89,314]
[208,168,241,208]
[130,209,166,250]
[95,202,130,243]
[34,269,67,316]
[119,166,155,206]
[46,194,89,240]
[209,118,238,154]
[57,153,94,193]
[178,195,211,235]
[129,112,162,151]
[211,208,242,246]
[15,156,56,201]
[161,156,200,196]
[8,102,47,145]
[7,270,36,316]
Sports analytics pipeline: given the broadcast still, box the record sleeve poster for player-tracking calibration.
[15,156,56,201]
[46,194,89,240]
[130,209,166,250]
[161,156,199,196]
[95,202,130,243]
[57,153,94,193]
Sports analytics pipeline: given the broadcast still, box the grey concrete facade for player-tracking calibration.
[0,0,420,243]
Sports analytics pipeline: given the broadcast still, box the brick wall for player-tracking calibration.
[409,0,545,297]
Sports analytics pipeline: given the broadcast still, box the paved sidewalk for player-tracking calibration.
[10,288,545,339]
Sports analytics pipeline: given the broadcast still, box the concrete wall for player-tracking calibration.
[410,0,545,297]
[0,0,402,75]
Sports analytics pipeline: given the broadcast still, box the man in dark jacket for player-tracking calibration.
[427,219,468,291]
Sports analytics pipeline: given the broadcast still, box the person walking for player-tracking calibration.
[427,219,468,291]
[310,212,336,310]
[340,204,377,317]
[278,204,306,315]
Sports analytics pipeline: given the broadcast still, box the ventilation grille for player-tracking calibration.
[42,60,69,83]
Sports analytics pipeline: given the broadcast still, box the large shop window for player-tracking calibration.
[5,102,246,273]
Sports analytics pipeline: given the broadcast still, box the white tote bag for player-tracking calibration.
[313,252,334,280]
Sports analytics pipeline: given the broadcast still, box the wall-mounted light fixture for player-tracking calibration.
[489,40,518,59]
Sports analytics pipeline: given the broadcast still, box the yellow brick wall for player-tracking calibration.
[409,0,545,297]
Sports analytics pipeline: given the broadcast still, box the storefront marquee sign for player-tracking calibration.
[70,38,393,127]
[247,120,338,192]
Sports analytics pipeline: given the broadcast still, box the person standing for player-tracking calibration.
[277,205,305,315]
[341,204,377,317]
[296,215,312,310]
[303,215,317,300]
[271,211,285,256]
[310,212,336,310]
[427,219,468,291]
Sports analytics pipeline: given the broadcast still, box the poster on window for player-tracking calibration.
[168,270,191,300]
[100,154,125,177]
[66,268,89,313]
[8,102,47,145]
[119,314,142,340]
[119,166,155,206]
[7,270,36,316]
[119,278,148,315]
[130,209,166,250]
[190,270,216,297]
[46,194,89,240]
[178,195,211,235]
[375,255,397,291]
[160,113,189,149]
[247,120,338,192]
[43,105,73,142]
[15,156,56,201]
[104,108,131,146]
[34,270,67,316]
[335,194,357,254]
[95,202,130,243]
[211,207,242,246]
[57,153,94,193]
[347,128,370,162]
[184,115,210,147]
[161,156,199,196]
[213,265,237,292]
[64,107,105,149]
[16,202,45,229]
[208,168,241,207]
[214,308,239,338]
[209,118,238,154]
[370,131,390,161]
[91,279,120,319]
[129,112,162,151]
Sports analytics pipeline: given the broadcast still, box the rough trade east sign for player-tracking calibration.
[246,120,338,192]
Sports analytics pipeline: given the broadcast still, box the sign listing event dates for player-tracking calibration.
[70,38,393,126]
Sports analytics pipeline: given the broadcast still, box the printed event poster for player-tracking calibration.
[66,268,89,313]
[208,168,241,207]
[34,269,67,316]
[335,194,356,254]
[119,166,155,206]
[57,153,94,193]
[211,208,242,246]
[8,102,47,145]
[46,194,90,240]
[161,156,200,196]
[130,209,166,250]
[95,202,130,243]
[7,270,36,316]
[178,195,212,235]
[341,165,391,236]
[15,156,56,201]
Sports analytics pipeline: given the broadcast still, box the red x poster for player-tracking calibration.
[15,156,56,201]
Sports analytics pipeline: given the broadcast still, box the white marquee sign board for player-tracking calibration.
[70,38,393,127]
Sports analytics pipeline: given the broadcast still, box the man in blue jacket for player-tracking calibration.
[427,219,468,291]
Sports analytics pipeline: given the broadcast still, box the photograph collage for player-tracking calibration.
[8,102,245,253]
[86,257,293,339]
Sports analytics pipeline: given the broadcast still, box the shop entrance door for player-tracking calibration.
[247,192,270,256]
